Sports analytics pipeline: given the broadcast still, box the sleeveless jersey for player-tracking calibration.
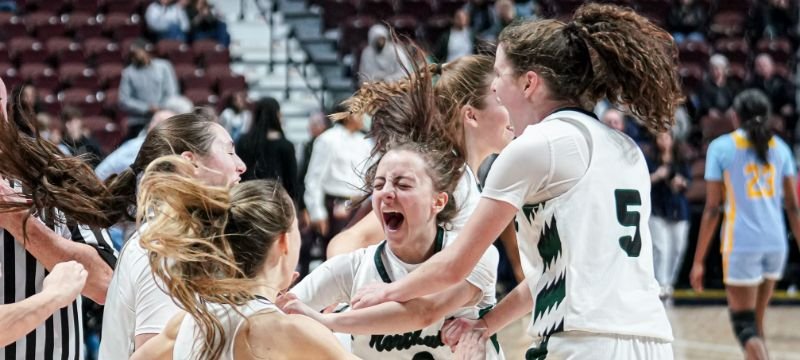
[705,129,796,253]
[292,227,503,359]
[483,109,673,342]
[172,296,280,360]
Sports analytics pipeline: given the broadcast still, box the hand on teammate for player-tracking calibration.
[689,263,705,293]
[441,318,487,351]
[276,293,324,324]
[350,282,390,309]
[42,261,88,308]
[452,329,487,360]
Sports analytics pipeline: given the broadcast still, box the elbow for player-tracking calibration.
[408,300,445,329]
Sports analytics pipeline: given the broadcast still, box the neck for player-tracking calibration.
[529,98,579,125]
[252,264,285,302]
[343,121,361,133]
[465,136,493,178]
[390,223,438,264]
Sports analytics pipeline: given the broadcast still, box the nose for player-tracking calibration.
[234,154,246,174]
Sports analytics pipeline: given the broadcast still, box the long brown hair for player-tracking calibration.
[497,3,683,131]
[0,103,221,233]
[138,155,295,360]
[333,54,495,164]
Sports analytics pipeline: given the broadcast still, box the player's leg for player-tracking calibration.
[755,250,787,338]
[725,252,768,360]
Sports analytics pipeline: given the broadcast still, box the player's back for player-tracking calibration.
[706,129,794,252]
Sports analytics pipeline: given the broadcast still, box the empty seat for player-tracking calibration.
[67,12,102,40]
[20,64,59,93]
[215,73,247,93]
[709,12,745,39]
[359,0,394,21]
[33,18,68,40]
[0,43,9,64]
[60,88,103,116]
[105,0,142,15]
[339,15,376,55]
[678,40,711,65]
[678,63,704,93]
[60,64,99,89]
[434,0,466,17]
[12,40,47,65]
[715,37,749,65]
[103,13,143,41]
[97,63,125,89]
[184,88,217,106]
[387,15,418,39]
[180,70,213,92]
[173,63,197,79]
[321,0,358,30]
[397,0,433,21]
[71,0,101,14]
[192,39,224,53]
[0,17,27,40]
[199,49,230,67]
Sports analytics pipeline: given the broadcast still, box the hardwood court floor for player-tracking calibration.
[496,306,800,359]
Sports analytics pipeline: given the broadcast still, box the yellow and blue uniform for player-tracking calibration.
[705,129,796,285]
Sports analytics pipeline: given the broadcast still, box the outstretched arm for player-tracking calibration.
[690,181,724,292]
[782,176,800,250]
[352,198,516,308]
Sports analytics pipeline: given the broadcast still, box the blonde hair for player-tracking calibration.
[137,156,295,360]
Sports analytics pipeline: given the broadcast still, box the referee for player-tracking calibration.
[0,77,118,360]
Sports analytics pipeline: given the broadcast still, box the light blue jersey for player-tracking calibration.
[705,129,797,253]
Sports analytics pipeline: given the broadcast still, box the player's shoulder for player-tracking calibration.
[707,132,735,154]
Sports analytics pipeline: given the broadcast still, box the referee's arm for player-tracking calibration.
[0,212,113,304]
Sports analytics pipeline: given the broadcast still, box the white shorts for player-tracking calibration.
[723,250,787,286]
[525,332,673,360]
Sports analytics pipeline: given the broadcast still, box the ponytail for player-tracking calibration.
[138,155,294,360]
[733,89,772,164]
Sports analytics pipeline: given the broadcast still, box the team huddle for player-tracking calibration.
[1,2,795,360]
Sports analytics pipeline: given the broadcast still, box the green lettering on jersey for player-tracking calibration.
[368,330,445,352]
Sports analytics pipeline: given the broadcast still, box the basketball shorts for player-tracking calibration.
[525,331,673,360]
[723,250,787,286]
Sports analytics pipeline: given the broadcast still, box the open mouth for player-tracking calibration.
[382,211,405,231]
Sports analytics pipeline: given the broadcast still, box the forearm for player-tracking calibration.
[5,215,111,303]
[324,300,440,335]
[693,209,722,264]
[482,281,532,336]
[0,291,62,347]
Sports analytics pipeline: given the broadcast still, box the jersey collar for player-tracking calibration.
[374,226,445,283]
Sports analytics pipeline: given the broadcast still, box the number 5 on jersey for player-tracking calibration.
[614,189,642,257]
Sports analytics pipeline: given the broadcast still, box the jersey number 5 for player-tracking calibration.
[614,189,641,257]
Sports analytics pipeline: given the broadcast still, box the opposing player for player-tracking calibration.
[691,89,800,360]
[128,157,356,360]
[350,4,683,359]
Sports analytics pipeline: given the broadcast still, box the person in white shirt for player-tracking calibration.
[359,24,411,84]
[127,158,355,360]
[348,4,684,359]
[99,114,247,359]
[303,110,373,253]
[145,0,190,42]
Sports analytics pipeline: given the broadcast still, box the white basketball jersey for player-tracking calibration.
[511,110,673,341]
[172,296,281,360]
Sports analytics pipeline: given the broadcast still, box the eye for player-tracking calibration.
[397,183,411,190]
[373,181,384,190]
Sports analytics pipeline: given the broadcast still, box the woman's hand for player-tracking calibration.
[689,263,705,293]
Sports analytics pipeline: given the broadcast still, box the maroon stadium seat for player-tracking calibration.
[321,0,358,30]
[397,0,433,21]
[339,15,375,56]
[360,0,395,21]
[184,88,218,106]
[97,63,125,89]
[180,70,213,92]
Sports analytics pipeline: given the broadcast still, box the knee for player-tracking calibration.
[730,310,759,347]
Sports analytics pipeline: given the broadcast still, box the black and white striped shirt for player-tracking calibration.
[1,220,117,360]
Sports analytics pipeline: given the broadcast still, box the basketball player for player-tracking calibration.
[691,89,800,360]
[350,4,683,358]
[128,157,356,359]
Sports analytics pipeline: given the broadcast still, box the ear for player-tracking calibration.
[433,192,449,213]
[275,232,290,255]
[462,105,479,128]
[180,151,196,163]
[522,70,539,98]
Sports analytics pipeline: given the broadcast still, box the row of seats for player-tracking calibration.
[0,12,143,42]
[15,0,152,17]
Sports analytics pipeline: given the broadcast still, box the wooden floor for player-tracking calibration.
[496,306,800,359]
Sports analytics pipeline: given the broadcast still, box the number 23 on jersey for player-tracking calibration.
[744,162,775,199]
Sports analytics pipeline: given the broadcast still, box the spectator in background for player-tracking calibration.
[464,0,494,35]
[145,0,190,42]
[304,111,372,256]
[95,110,175,181]
[219,90,252,141]
[602,107,626,132]
[236,97,298,200]
[434,9,476,62]
[58,106,105,168]
[750,54,795,119]
[646,130,690,301]
[358,24,411,84]
[119,39,179,141]
[699,54,738,117]
[186,0,231,46]
[667,0,707,43]
[16,84,43,115]
[751,0,797,40]
[297,111,330,276]
[480,0,517,42]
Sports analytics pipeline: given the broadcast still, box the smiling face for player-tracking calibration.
[371,150,447,249]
